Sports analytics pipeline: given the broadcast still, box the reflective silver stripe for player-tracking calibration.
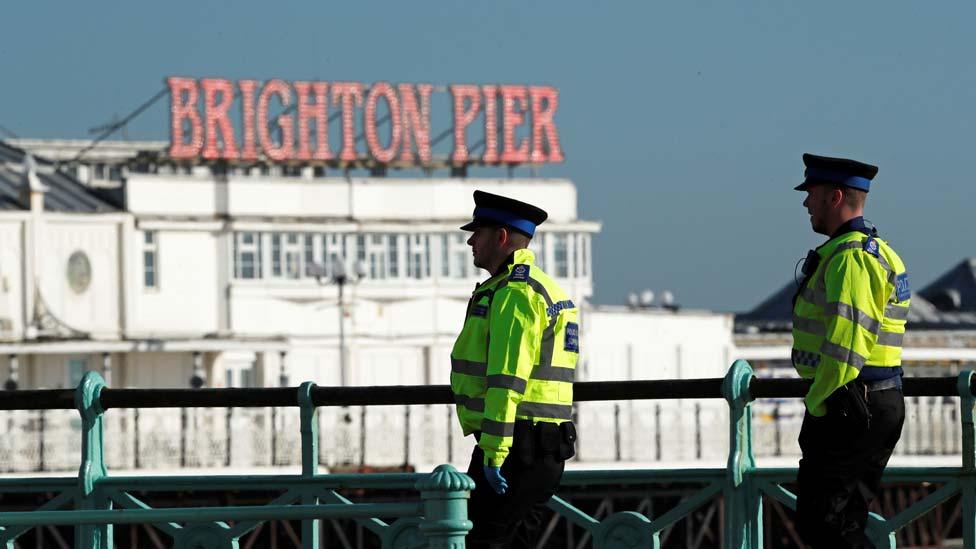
[517,401,573,420]
[874,252,891,272]
[526,278,554,308]
[487,374,527,394]
[539,315,557,368]
[877,331,904,347]
[820,341,867,369]
[824,302,881,335]
[530,365,575,382]
[791,348,821,368]
[835,241,863,253]
[454,394,485,412]
[451,358,487,377]
[481,419,515,437]
[885,304,910,321]
[791,315,825,336]
[874,255,898,286]
[800,287,826,307]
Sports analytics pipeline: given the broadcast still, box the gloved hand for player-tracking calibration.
[483,466,508,495]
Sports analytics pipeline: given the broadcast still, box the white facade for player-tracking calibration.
[577,306,735,463]
[0,140,587,471]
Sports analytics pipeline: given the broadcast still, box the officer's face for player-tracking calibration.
[803,185,831,235]
[467,226,505,270]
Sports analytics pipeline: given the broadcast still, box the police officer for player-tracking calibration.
[791,154,910,548]
[451,190,579,548]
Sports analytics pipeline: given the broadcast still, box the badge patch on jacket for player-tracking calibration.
[895,273,911,301]
[564,322,579,352]
[863,237,880,257]
[509,264,530,282]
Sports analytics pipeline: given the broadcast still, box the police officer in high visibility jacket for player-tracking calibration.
[792,154,910,548]
[452,190,578,548]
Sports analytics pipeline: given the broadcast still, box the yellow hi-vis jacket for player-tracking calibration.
[451,248,579,467]
[792,231,910,416]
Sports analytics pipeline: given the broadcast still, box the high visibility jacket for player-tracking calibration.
[451,248,579,467]
[792,230,910,416]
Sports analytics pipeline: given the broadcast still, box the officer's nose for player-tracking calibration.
[467,233,475,247]
[802,194,810,209]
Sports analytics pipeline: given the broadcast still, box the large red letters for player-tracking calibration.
[167,78,563,165]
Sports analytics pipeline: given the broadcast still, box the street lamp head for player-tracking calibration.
[639,289,654,307]
[331,257,347,281]
[354,259,368,279]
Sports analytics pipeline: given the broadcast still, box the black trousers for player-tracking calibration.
[796,386,905,549]
[465,425,566,549]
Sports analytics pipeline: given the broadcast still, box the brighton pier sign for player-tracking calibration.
[167,77,564,166]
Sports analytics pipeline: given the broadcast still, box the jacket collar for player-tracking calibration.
[490,248,536,277]
[829,216,876,240]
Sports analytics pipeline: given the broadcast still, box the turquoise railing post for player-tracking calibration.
[416,464,475,548]
[958,370,975,548]
[75,371,111,549]
[298,382,320,549]
[721,360,761,549]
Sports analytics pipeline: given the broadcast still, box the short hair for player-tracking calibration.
[835,185,867,210]
[507,229,532,249]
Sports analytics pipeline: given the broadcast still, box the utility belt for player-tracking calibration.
[476,419,577,464]
[862,376,902,392]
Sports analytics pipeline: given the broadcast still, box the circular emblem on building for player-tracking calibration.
[66,251,92,294]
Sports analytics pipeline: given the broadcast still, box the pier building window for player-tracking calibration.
[407,234,431,280]
[388,234,401,278]
[356,234,368,269]
[440,234,451,278]
[441,233,477,279]
[553,233,569,278]
[271,235,281,276]
[360,234,388,280]
[143,231,159,289]
[322,233,346,278]
[284,234,302,279]
[270,233,303,279]
[231,230,518,282]
[304,234,315,277]
[234,232,262,279]
[529,233,545,271]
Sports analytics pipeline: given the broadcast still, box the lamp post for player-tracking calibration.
[311,257,368,387]
[311,256,367,466]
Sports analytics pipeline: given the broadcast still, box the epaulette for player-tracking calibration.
[509,264,530,282]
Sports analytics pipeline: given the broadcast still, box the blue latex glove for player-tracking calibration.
[483,466,508,495]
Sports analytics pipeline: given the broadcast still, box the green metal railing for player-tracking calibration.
[0,360,973,548]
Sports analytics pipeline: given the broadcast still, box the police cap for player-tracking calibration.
[795,153,879,193]
[459,190,548,237]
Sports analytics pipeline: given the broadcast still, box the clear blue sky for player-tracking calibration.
[3,2,974,311]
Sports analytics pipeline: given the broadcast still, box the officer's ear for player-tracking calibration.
[828,186,846,209]
[496,226,512,247]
